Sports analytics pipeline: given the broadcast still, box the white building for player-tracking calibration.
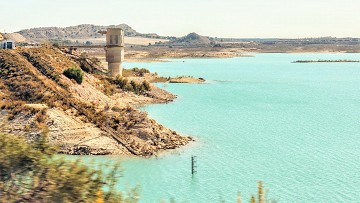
[1,39,15,49]
[0,33,15,49]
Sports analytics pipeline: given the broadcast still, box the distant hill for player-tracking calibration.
[16,24,213,46]
[3,33,27,42]
[0,32,27,42]
[17,24,164,42]
[170,32,212,45]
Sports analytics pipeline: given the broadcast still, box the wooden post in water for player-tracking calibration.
[191,155,197,176]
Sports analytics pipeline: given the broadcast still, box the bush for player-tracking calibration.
[63,67,84,84]
[123,68,150,77]
[132,68,150,77]
[0,133,139,203]
[142,81,151,91]
[113,76,128,89]
[110,76,150,94]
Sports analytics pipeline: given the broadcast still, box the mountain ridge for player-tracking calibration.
[16,24,213,45]
[17,24,138,39]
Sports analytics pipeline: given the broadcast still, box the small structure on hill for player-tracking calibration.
[1,39,15,49]
[104,28,124,77]
[0,33,15,49]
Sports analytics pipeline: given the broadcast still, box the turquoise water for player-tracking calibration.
[96,54,360,202]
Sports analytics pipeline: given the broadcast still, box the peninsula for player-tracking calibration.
[0,45,197,156]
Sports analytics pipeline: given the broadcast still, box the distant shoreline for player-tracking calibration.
[293,59,360,63]
[82,46,360,63]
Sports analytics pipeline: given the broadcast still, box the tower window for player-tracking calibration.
[110,35,113,44]
[115,35,119,45]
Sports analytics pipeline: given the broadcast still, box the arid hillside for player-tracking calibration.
[17,24,165,43]
[18,24,138,39]
[0,46,191,156]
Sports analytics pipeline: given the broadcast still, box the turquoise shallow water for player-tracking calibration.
[90,54,360,202]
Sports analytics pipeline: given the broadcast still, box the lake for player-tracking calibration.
[88,53,360,202]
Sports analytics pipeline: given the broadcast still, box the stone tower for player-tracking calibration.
[105,28,124,77]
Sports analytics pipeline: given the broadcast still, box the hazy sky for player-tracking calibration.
[2,0,360,38]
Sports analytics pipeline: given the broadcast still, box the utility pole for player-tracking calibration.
[191,155,197,176]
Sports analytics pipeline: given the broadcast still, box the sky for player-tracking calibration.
[2,0,360,38]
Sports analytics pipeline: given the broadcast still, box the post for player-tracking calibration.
[191,155,197,176]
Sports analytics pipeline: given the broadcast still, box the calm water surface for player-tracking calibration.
[87,54,360,202]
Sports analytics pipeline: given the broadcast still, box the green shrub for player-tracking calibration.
[110,76,150,94]
[0,133,139,203]
[63,67,84,84]
[142,81,151,91]
[113,76,128,89]
[123,68,150,77]
[132,68,150,77]
[130,81,139,93]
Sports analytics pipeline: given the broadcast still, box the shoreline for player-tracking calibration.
[84,47,360,63]
[31,47,355,157]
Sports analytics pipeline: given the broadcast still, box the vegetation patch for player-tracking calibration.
[0,133,139,202]
[63,67,84,84]
[122,67,150,77]
[112,76,151,94]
